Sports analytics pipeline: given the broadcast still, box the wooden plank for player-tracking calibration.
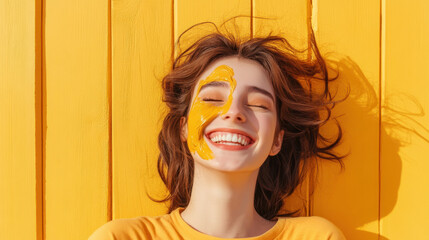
[111,0,172,218]
[44,0,110,239]
[380,0,429,238]
[0,1,40,239]
[253,0,308,49]
[312,1,380,239]
[175,0,251,56]
[253,0,309,216]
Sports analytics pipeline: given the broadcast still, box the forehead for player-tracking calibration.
[195,56,273,93]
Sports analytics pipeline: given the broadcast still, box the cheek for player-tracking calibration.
[186,64,237,160]
[187,89,235,160]
[187,100,221,160]
[259,115,278,143]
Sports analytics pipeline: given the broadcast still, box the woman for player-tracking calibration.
[89,21,346,240]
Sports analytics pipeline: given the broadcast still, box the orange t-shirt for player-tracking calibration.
[88,208,346,240]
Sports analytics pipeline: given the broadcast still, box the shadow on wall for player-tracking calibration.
[331,56,399,240]
[316,55,428,240]
[314,55,396,240]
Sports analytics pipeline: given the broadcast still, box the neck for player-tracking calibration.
[180,162,275,238]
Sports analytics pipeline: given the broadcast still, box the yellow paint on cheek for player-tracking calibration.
[187,65,236,160]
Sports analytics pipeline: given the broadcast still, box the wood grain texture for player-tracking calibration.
[253,0,309,217]
[253,0,308,49]
[175,0,251,57]
[0,0,40,239]
[311,1,381,239]
[3,1,429,239]
[111,0,172,219]
[44,0,110,239]
[380,0,429,239]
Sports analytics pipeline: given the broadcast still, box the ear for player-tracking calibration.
[269,130,284,156]
[180,117,188,142]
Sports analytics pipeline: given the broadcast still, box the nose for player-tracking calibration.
[220,101,246,123]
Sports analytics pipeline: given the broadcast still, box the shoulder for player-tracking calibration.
[280,215,346,240]
[88,218,136,240]
[88,214,174,240]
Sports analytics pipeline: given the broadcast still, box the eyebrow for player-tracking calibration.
[199,81,229,92]
[248,86,275,102]
[199,81,275,102]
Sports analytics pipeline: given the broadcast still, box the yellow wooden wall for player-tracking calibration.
[1,0,428,239]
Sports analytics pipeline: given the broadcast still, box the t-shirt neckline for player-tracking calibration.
[171,207,286,240]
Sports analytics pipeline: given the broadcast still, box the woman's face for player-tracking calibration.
[183,56,284,172]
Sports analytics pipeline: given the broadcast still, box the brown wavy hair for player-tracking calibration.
[156,20,346,220]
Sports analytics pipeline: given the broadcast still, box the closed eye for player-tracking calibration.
[202,98,224,102]
[248,104,268,110]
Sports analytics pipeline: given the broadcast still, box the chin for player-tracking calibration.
[193,153,265,173]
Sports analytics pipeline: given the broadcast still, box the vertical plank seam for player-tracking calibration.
[41,0,46,238]
[172,0,175,67]
[108,0,113,221]
[35,0,44,239]
[171,0,178,63]
[378,0,386,239]
[250,0,253,39]
[306,0,313,61]
[306,0,314,217]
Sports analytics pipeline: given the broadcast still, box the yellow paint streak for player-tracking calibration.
[187,65,237,160]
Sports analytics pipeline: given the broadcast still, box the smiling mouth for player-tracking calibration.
[205,129,255,150]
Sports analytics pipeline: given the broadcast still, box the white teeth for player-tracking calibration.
[209,132,251,146]
[226,134,232,141]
